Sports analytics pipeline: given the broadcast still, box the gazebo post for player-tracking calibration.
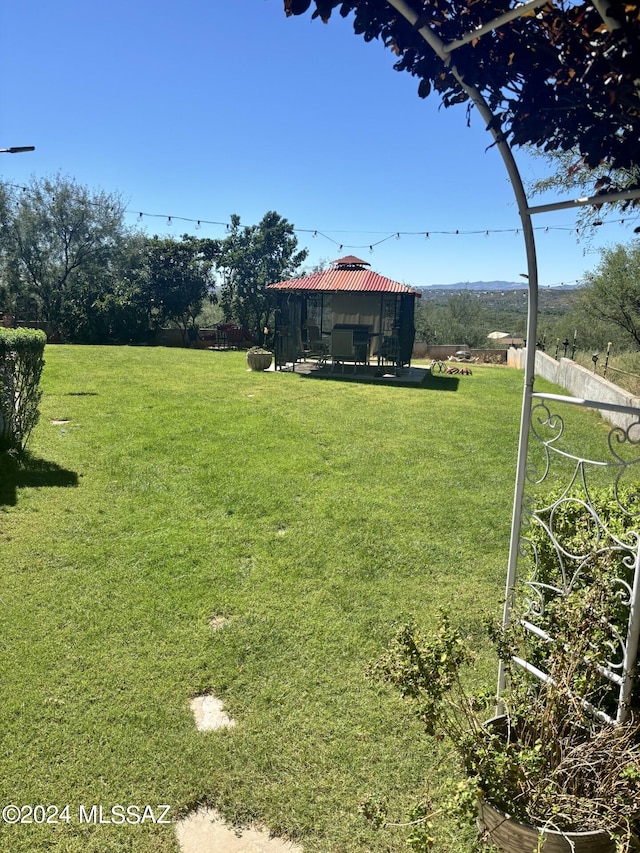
[378,292,385,367]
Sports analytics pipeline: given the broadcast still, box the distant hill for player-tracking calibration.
[420,280,579,292]
[424,280,524,291]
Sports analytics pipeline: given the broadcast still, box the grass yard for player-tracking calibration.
[0,347,611,853]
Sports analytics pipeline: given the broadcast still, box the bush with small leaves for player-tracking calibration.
[363,595,640,851]
[0,328,46,453]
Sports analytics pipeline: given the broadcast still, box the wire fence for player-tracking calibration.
[569,351,640,396]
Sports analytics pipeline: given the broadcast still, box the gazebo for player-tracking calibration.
[267,255,421,372]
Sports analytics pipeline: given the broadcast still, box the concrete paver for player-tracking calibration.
[190,695,236,731]
[175,808,303,853]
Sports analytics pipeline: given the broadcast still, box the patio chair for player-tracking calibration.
[305,325,329,363]
[381,334,400,370]
[331,329,356,373]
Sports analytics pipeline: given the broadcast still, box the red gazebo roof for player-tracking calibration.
[267,256,421,296]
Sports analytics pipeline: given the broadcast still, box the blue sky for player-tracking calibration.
[2,0,638,288]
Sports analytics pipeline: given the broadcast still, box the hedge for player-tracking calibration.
[0,328,46,452]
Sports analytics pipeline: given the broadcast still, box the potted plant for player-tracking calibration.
[246,346,273,371]
[363,575,640,853]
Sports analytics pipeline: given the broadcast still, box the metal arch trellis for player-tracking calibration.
[381,0,640,723]
[514,393,640,723]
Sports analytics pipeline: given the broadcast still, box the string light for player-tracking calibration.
[4,182,638,249]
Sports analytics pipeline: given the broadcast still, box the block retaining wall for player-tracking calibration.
[507,347,640,431]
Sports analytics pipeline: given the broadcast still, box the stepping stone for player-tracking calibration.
[175,808,303,853]
[190,695,236,731]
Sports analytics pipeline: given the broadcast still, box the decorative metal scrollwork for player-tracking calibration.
[514,395,640,723]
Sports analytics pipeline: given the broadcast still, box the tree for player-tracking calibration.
[442,291,487,347]
[415,291,488,346]
[578,240,640,350]
[214,211,308,344]
[0,174,131,340]
[528,148,640,236]
[138,235,217,344]
[88,233,151,345]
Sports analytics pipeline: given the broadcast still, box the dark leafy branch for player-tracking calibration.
[284,0,640,199]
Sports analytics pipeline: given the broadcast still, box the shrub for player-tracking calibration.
[522,484,640,713]
[366,601,640,851]
[0,328,46,453]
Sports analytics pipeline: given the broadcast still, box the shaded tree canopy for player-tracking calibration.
[284,1,640,201]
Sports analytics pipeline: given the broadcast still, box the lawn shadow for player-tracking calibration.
[297,364,461,390]
[420,372,461,391]
[0,452,79,507]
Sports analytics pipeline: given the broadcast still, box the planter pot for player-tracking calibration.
[477,717,616,853]
[478,797,616,853]
[246,351,272,371]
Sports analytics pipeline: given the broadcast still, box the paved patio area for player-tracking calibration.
[280,360,435,387]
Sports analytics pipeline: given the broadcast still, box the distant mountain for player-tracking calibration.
[424,280,524,291]
[420,280,579,291]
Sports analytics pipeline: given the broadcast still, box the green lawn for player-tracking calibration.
[0,347,606,852]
